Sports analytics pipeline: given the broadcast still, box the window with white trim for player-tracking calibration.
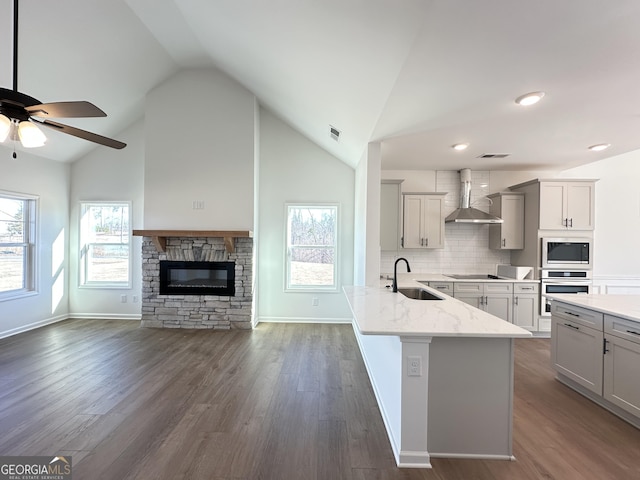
[286,204,338,291]
[0,192,37,299]
[80,202,131,287]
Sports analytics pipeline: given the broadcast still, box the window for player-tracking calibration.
[80,202,131,287]
[286,204,338,291]
[0,192,37,300]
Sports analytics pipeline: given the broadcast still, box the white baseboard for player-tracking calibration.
[256,316,352,324]
[67,313,141,321]
[0,314,142,340]
[0,314,68,340]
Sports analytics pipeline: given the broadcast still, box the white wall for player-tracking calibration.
[562,151,640,281]
[257,108,354,322]
[0,150,70,338]
[68,118,145,319]
[143,69,257,230]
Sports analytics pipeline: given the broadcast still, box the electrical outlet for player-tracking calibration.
[312,297,319,306]
[407,356,422,377]
[120,294,127,303]
[132,295,139,303]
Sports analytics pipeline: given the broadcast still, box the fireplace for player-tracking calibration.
[159,260,235,296]
[137,234,253,330]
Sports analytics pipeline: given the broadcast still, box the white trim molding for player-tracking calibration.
[592,275,640,295]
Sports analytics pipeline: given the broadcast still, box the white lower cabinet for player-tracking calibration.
[551,317,603,394]
[603,315,640,417]
[512,283,539,331]
[453,282,512,322]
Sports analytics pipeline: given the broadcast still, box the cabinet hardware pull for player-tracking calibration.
[401,237,404,248]
[603,338,609,354]
[569,218,573,227]
[514,296,519,305]
[564,311,580,317]
[626,329,640,336]
[426,238,428,247]
[564,323,579,330]
[563,218,567,227]
[436,286,446,290]
[502,238,506,247]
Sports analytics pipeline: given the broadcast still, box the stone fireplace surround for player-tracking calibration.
[136,231,253,330]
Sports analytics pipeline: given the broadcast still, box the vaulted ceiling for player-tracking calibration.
[2,0,640,171]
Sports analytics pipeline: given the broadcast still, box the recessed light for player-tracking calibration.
[452,143,469,151]
[588,143,610,151]
[515,91,545,106]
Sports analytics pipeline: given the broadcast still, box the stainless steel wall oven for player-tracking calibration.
[540,269,592,316]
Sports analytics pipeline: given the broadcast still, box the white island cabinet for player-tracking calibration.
[550,295,640,429]
[343,279,531,469]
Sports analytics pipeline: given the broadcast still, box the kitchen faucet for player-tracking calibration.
[392,257,411,292]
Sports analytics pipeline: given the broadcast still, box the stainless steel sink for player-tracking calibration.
[398,288,444,300]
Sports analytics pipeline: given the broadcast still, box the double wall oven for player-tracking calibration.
[540,238,593,316]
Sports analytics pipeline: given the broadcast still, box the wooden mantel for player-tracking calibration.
[132,230,253,254]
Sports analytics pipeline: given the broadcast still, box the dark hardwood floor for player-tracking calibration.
[0,320,639,479]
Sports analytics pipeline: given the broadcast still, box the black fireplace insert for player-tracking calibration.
[159,261,235,296]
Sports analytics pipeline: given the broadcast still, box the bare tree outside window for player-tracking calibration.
[80,202,131,286]
[286,205,338,290]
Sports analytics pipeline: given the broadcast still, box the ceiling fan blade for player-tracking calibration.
[37,119,126,149]
[26,101,107,118]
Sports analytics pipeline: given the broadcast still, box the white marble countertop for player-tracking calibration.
[379,272,539,284]
[343,275,532,338]
[548,294,640,324]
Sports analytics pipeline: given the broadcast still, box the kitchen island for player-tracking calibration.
[549,294,640,429]
[343,275,531,468]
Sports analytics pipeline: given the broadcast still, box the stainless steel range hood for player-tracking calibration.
[445,169,503,224]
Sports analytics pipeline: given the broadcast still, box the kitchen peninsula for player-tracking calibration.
[343,274,531,469]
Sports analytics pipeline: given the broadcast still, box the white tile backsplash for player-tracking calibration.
[381,170,510,276]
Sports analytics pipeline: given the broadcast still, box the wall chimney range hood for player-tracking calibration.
[445,169,503,224]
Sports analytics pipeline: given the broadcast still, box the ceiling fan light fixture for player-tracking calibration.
[0,114,10,142]
[18,120,46,148]
[452,143,469,151]
[515,91,545,106]
[588,143,610,152]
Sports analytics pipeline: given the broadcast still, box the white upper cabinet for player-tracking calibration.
[488,192,524,249]
[539,181,595,230]
[402,193,446,249]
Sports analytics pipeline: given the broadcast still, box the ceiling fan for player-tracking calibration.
[0,0,126,152]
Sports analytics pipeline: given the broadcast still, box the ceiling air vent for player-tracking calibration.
[329,125,340,142]
[477,153,510,158]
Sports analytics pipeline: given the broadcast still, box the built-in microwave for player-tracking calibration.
[541,237,592,269]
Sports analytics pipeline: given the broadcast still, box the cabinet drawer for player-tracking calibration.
[428,282,453,296]
[515,283,539,294]
[453,282,483,294]
[484,282,512,294]
[605,314,640,344]
[551,301,603,330]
